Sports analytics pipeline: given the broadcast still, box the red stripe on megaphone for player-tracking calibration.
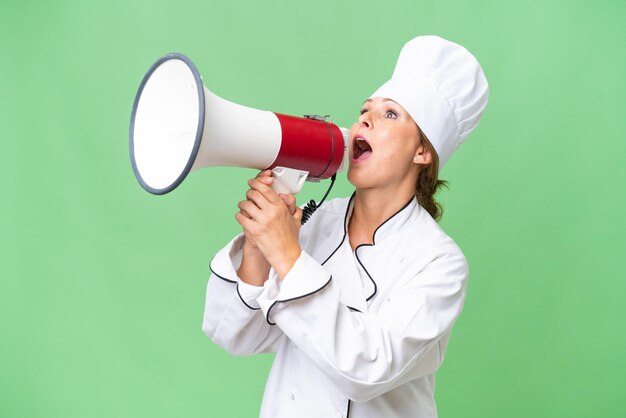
[271,113,345,179]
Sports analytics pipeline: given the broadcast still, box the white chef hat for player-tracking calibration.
[371,35,489,169]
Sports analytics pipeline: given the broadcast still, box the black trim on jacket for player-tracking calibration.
[264,275,333,325]
[210,258,260,310]
[209,258,236,283]
[323,192,415,303]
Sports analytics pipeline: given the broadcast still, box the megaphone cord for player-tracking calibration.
[301,174,336,225]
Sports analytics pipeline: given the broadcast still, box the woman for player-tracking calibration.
[203,35,489,418]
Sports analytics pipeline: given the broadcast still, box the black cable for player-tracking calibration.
[301,174,336,225]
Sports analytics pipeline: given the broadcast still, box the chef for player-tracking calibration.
[203,35,489,418]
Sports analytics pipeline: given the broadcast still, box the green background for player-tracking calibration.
[2,0,625,417]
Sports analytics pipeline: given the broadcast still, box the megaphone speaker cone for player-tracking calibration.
[129,53,205,195]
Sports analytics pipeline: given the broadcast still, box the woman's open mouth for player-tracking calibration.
[352,136,372,162]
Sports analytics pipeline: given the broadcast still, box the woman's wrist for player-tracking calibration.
[237,243,271,286]
[270,246,302,281]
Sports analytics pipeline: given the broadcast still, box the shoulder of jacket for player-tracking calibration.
[403,206,466,259]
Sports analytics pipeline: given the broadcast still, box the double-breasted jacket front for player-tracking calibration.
[203,194,468,417]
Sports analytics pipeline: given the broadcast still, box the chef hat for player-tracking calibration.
[371,35,489,169]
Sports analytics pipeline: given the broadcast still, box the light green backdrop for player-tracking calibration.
[2,0,625,417]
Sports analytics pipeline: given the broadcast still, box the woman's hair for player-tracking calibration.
[415,127,448,221]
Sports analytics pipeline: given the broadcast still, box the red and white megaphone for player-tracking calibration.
[129,53,349,196]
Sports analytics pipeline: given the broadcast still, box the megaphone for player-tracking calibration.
[129,53,349,197]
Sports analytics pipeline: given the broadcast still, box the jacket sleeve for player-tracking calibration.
[202,234,284,355]
[255,248,467,402]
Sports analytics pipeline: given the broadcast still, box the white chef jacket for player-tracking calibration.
[203,193,468,418]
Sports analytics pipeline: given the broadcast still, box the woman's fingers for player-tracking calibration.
[254,171,274,187]
[235,211,254,231]
[238,199,261,219]
[293,206,303,224]
[279,193,297,216]
[248,177,282,205]
[256,169,273,179]
[245,188,271,210]
[239,169,294,224]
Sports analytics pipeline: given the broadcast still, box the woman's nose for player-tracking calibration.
[359,114,371,129]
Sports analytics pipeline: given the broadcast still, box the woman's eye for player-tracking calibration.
[385,110,398,118]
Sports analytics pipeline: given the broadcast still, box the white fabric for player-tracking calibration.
[203,195,468,417]
[371,35,489,169]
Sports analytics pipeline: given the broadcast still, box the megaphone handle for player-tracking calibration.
[270,167,308,195]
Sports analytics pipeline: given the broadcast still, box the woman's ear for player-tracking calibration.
[413,145,432,165]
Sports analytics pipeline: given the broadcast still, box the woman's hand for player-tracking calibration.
[238,171,298,249]
[236,170,303,280]
[238,171,272,251]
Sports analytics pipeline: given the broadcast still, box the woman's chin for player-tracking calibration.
[347,168,375,190]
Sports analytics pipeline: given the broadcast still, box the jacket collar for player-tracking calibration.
[343,192,420,244]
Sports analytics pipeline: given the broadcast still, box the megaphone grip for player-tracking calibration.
[271,167,308,195]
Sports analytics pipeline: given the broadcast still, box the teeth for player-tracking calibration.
[353,137,372,159]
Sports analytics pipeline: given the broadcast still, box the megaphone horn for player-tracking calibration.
[129,53,349,197]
